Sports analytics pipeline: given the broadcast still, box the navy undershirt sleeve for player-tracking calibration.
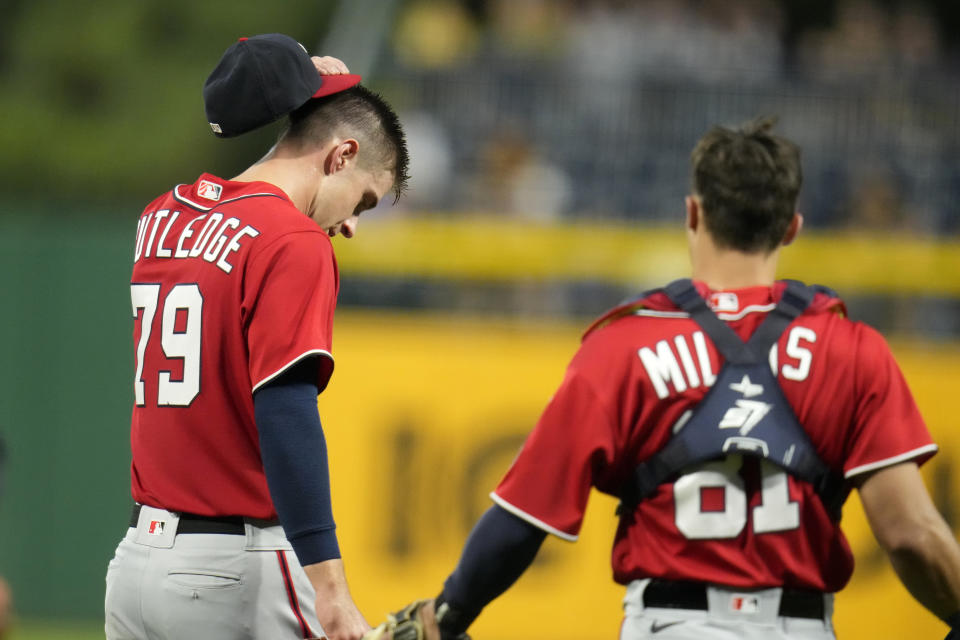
[440,504,547,631]
[254,357,340,566]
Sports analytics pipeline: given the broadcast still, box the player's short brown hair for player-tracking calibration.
[691,116,802,253]
[282,85,410,203]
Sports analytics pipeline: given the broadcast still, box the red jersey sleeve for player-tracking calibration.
[243,231,339,393]
[493,348,620,540]
[844,324,937,478]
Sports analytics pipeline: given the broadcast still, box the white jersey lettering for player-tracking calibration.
[640,327,818,399]
[154,211,181,259]
[692,330,716,387]
[175,214,206,258]
[188,212,223,258]
[674,334,701,389]
[783,326,817,381]
[202,217,241,265]
[144,209,170,259]
[134,212,153,261]
[134,211,259,275]
[640,340,687,399]
[217,226,260,274]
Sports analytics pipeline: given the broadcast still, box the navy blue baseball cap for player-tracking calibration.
[203,33,361,138]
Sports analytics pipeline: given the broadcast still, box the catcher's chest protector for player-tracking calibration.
[618,279,847,520]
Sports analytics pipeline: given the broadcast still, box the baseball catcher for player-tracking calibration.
[363,118,960,640]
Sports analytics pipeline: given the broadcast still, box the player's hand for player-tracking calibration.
[304,559,371,640]
[313,588,370,640]
[312,56,350,75]
[363,599,445,640]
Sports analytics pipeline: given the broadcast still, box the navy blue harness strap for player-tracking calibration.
[663,279,815,363]
[663,280,754,364]
[743,280,815,360]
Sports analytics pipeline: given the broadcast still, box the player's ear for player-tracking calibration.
[782,212,803,246]
[323,139,360,175]
[685,195,700,233]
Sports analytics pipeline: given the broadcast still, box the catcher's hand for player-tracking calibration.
[363,599,470,640]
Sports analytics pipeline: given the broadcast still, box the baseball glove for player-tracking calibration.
[363,599,470,640]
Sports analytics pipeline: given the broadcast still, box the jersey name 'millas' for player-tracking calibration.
[133,209,260,274]
[639,327,817,399]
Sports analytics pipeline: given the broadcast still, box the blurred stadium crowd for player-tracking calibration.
[1,0,958,233]
[385,0,960,232]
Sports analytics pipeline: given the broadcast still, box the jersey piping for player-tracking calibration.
[172,185,287,212]
[251,349,335,393]
[490,492,578,542]
[844,444,939,478]
[275,550,316,639]
[634,303,778,322]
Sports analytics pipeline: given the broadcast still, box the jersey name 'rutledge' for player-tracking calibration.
[133,208,261,275]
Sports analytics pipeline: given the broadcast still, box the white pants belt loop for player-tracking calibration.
[244,521,292,551]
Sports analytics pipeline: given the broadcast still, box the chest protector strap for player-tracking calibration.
[617,279,848,521]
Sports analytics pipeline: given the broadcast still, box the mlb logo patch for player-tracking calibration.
[729,594,760,614]
[198,179,223,201]
[147,520,165,536]
[710,292,739,313]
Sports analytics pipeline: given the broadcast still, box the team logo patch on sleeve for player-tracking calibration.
[198,179,223,201]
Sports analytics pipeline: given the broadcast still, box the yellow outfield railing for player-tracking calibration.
[335,216,960,296]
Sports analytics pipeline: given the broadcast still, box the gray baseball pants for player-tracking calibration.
[105,505,323,640]
[620,579,836,640]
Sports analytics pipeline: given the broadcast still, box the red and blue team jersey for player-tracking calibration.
[493,281,936,592]
[129,173,338,519]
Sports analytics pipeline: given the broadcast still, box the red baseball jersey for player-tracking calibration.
[129,173,338,519]
[493,281,936,592]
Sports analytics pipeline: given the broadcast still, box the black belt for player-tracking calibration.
[130,503,246,535]
[642,580,825,620]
